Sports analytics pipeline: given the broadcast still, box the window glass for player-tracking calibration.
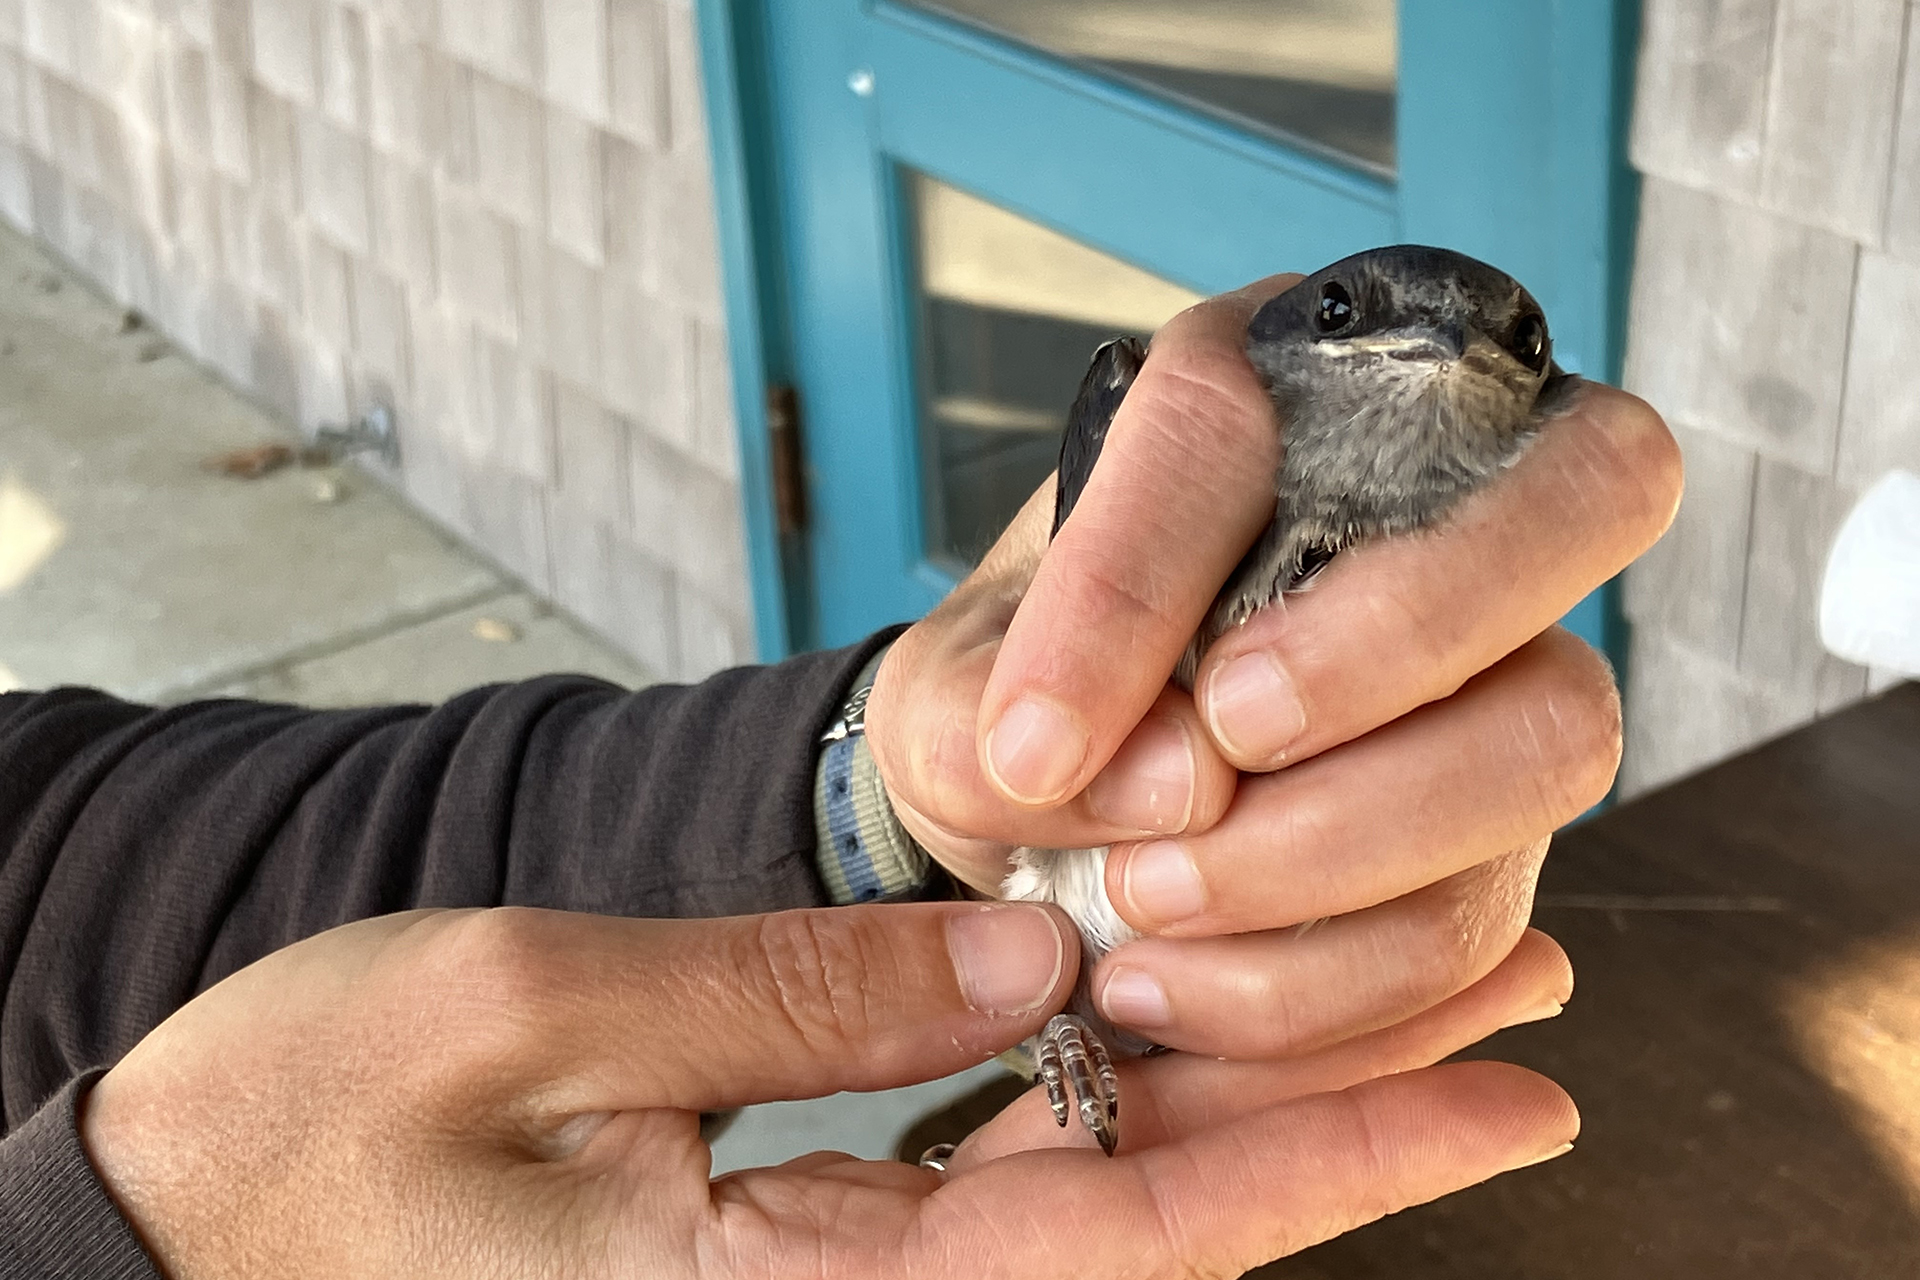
[908,173,1202,567]
[906,0,1397,175]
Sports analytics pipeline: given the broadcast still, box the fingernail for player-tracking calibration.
[1119,840,1206,924]
[947,905,1067,1015]
[1204,652,1306,763]
[1085,716,1197,833]
[984,697,1090,805]
[1512,1141,1575,1171]
[1099,966,1172,1030]
[1500,998,1567,1030]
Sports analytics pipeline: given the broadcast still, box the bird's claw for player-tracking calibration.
[1036,1013,1119,1155]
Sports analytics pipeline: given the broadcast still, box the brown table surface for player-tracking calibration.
[1260,681,1920,1278]
[898,683,1920,1276]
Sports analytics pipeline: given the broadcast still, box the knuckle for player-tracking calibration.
[1616,395,1687,532]
[1266,783,1344,921]
[1357,580,1459,701]
[1023,549,1193,709]
[1416,851,1543,1002]
[1130,379,1279,508]
[398,908,560,1097]
[922,709,999,828]
[1526,633,1625,817]
[1420,874,1505,998]
[1571,388,1685,552]
[1235,963,1309,1055]
[873,674,986,832]
[1146,350,1268,448]
[1272,1092,1399,1251]
[748,911,890,1059]
[1113,352,1281,506]
[1052,536,1185,645]
[418,907,561,1011]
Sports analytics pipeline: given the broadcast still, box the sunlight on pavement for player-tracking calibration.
[0,471,64,593]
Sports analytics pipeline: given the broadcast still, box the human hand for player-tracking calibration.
[865,275,1682,1056]
[81,900,1577,1278]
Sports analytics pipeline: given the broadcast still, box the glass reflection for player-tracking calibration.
[908,173,1202,568]
[908,0,1396,174]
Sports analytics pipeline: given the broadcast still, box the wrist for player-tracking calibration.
[814,642,949,904]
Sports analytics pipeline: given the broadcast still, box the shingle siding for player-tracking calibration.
[1621,0,1917,793]
[0,0,750,683]
[9,0,1908,736]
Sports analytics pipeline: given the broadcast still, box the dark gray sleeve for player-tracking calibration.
[0,1072,155,1279]
[0,629,902,1277]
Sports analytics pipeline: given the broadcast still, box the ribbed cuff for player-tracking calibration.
[0,1071,161,1280]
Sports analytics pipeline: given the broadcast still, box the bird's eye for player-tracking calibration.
[1510,312,1549,372]
[1316,281,1355,334]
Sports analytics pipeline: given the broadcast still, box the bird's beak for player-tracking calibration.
[1341,321,1468,362]
[1461,328,1524,374]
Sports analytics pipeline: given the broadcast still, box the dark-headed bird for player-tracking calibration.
[1005,245,1582,1156]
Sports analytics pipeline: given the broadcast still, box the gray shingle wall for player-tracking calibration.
[0,0,752,683]
[10,0,1911,759]
[1621,0,1917,794]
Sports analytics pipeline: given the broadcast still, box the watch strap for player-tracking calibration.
[813,645,936,904]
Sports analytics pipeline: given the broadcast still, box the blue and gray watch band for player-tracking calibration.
[814,644,938,905]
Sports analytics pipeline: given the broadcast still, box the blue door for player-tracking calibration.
[697,1,1638,657]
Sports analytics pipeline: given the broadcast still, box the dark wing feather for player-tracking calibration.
[1052,337,1147,541]
[1534,366,1584,420]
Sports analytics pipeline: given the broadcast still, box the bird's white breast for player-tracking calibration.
[1003,845,1142,958]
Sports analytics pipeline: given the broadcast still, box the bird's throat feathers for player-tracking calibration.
[1265,342,1546,525]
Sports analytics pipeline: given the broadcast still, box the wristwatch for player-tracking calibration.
[813,643,942,904]
[819,681,871,745]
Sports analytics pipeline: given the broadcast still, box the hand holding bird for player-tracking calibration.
[865,254,1682,1155]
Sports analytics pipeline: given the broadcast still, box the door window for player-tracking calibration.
[906,0,1396,174]
[907,172,1200,568]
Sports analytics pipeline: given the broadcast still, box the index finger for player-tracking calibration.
[976,273,1302,807]
[935,1060,1576,1277]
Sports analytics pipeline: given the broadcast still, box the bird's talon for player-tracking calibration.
[1036,1014,1120,1155]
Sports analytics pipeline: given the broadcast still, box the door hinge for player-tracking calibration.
[767,383,808,538]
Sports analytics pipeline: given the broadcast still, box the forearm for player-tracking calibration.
[0,632,898,1131]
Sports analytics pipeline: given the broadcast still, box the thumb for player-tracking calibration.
[451,902,1078,1114]
[977,276,1295,808]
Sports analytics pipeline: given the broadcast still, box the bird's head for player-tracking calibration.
[1245,245,1569,465]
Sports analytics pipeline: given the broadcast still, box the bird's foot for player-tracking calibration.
[1036,1013,1119,1155]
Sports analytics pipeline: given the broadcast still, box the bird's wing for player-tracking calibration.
[1535,366,1585,420]
[1052,337,1147,540]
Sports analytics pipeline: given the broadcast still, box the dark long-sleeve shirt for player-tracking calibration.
[0,631,894,1278]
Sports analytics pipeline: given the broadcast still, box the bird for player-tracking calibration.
[1001,245,1582,1156]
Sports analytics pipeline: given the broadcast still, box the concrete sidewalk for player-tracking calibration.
[0,220,648,703]
[0,221,999,1174]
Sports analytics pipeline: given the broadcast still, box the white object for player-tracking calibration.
[1819,469,1920,676]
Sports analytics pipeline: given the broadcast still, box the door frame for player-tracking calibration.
[692,0,1644,662]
